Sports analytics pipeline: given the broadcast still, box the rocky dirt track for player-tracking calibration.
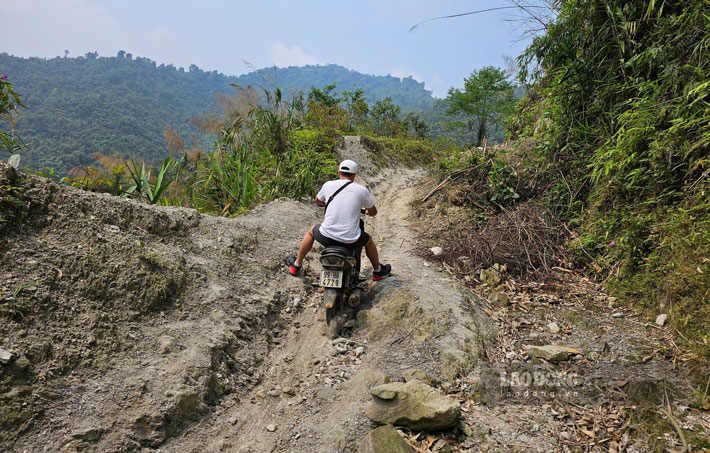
[1,137,704,452]
[0,137,494,452]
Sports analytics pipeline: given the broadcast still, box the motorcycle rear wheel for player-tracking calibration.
[325,306,339,339]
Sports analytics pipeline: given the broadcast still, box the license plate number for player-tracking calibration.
[320,270,343,288]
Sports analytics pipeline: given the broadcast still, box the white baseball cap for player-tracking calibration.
[339,159,358,174]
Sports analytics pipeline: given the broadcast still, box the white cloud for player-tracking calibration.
[267,43,320,68]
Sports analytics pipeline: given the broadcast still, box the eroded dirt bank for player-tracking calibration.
[2,137,704,452]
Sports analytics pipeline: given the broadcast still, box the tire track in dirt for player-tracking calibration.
[160,137,495,452]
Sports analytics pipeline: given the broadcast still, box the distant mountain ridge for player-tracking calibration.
[0,53,435,175]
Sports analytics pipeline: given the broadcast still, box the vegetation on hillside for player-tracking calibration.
[59,80,436,216]
[513,0,710,359]
[0,53,438,175]
[0,74,25,166]
[423,0,709,362]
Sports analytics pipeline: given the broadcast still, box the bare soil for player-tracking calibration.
[1,137,707,452]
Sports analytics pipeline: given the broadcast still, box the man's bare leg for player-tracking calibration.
[365,237,380,271]
[295,226,315,266]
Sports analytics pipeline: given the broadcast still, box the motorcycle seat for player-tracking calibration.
[321,246,354,257]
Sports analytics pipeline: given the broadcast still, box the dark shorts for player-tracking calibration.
[313,223,370,249]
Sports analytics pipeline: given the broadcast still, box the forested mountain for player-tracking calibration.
[0,53,435,175]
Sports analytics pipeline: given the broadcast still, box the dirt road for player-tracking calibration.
[3,137,701,452]
[154,136,494,452]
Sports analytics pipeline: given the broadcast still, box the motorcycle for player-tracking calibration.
[319,215,367,339]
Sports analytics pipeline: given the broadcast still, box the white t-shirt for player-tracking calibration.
[317,179,375,243]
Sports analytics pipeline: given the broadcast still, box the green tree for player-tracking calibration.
[0,74,25,158]
[404,111,427,139]
[370,97,402,137]
[446,66,515,147]
[307,83,340,108]
[341,88,369,131]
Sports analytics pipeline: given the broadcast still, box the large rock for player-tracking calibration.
[525,345,569,362]
[359,425,415,453]
[365,380,460,430]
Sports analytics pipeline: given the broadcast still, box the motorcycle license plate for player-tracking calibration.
[320,270,343,288]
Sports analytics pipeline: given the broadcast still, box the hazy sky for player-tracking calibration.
[2,0,536,97]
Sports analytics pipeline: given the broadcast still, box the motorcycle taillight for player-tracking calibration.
[321,255,346,268]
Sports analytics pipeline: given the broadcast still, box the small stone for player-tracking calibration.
[462,423,473,437]
[12,356,30,373]
[359,425,415,453]
[560,431,570,440]
[655,314,667,326]
[354,347,365,357]
[335,346,349,354]
[480,267,503,287]
[525,344,570,362]
[488,291,510,308]
[612,312,625,318]
[430,246,443,256]
[293,298,301,308]
[282,386,296,396]
[401,369,440,387]
[0,348,16,365]
[547,322,560,334]
[158,335,175,354]
[505,351,516,360]
[71,427,105,442]
[267,390,280,398]
[266,423,277,432]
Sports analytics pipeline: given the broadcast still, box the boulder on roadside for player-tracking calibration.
[365,380,460,430]
[525,345,570,362]
[359,425,415,453]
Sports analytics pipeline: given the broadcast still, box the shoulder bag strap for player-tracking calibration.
[324,181,353,215]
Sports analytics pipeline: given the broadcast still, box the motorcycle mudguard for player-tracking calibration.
[323,288,338,309]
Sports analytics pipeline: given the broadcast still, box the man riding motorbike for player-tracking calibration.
[287,159,392,281]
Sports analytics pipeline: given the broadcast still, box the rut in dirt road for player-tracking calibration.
[159,136,496,452]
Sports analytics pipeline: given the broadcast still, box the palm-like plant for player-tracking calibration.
[123,155,177,204]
